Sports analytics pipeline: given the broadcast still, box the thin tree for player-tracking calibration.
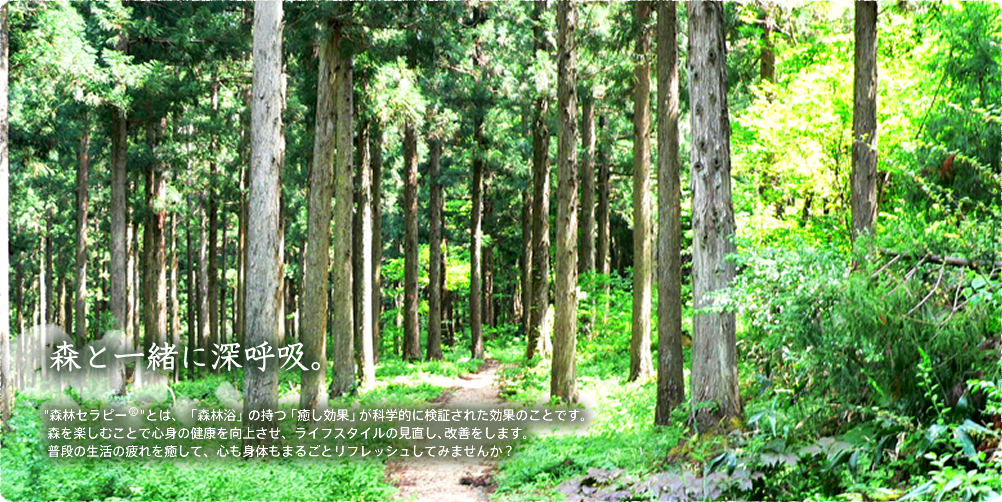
[630,1,654,382]
[580,95,596,274]
[552,0,579,403]
[656,0,684,425]
[688,0,741,429]
[596,115,610,276]
[370,122,383,363]
[111,100,129,333]
[0,3,12,426]
[851,0,878,240]
[357,118,375,387]
[76,112,91,346]
[244,0,283,447]
[470,113,485,360]
[208,78,221,365]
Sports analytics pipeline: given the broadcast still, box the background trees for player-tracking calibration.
[1,2,999,500]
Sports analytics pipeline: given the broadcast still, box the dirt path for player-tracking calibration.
[387,362,504,502]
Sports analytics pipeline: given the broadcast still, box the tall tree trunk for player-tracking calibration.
[0,4,11,424]
[552,0,579,403]
[75,112,91,346]
[580,96,596,274]
[236,88,251,363]
[357,119,375,387]
[656,0,685,425]
[688,0,742,429]
[197,212,209,366]
[470,115,485,360]
[427,139,444,361]
[527,0,552,361]
[630,1,654,382]
[851,1,878,240]
[40,226,47,328]
[131,216,139,346]
[143,120,168,359]
[300,22,336,413]
[244,0,283,446]
[330,29,355,397]
[186,216,196,379]
[169,214,180,381]
[370,122,383,363]
[520,196,533,338]
[208,79,220,369]
[596,115,610,276]
[111,105,128,332]
[219,210,227,345]
[402,121,421,361]
[45,213,52,323]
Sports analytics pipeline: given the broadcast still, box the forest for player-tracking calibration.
[0,1,999,501]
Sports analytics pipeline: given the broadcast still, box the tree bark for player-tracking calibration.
[357,119,375,387]
[111,103,129,333]
[144,120,168,359]
[300,22,336,413]
[330,28,356,397]
[596,115,610,276]
[370,122,383,363]
[470,115,486,360]
[851,1,878,240]
[208,79,220,368]
[580,96,596,274]
[244,0,284,447]
[169,213,180,381]
[760,2,776,85]
[520,196,533,338]
[552,0,579,403]
[197,209,209,367]
[0,4,11,424]
[527,0,552,361]
[630,1,654,382]
[403,120,421,361]
[688,0,742,429]
[656,0,685,425]
[427,139,445,361]
[186,215,196,379]
[75,112,91,346]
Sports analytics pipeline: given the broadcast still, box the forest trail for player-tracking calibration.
[387,362,503,502]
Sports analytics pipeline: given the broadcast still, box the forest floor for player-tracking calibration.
[387,360,503,502]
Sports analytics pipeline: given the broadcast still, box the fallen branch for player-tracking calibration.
[907,261,946,316]
[880,248,1002,270]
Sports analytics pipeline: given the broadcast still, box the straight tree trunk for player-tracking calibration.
[630,1,654,382]
[656,0,685,425]
[208,79,220,367]
[527,0,552,361]
[0,4,12,424]
[111,106,128,332]
[427,139,445,361]
[40,228,47,329]
[169,214,180,381]
[596,115,610,276]
[580,97,596,274]
[552,0,579,404]
[520,196,532,338]
[688,0,742,429]
[357,119,375,387]
[402,121,420,361]
[198,212,209,366]
[219,210,227,345]
[370,122,383,363]
[851,1,878,240]
[76,112,91,346]
[300,22,336,413]
[760,2,775,85]
[45,213,52,323]
[131,217,139,345]
[244,0,284,446]
[144,120,168,357]
[186,216,196,379]
[330,29,356,397]
[469,115,485,360]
